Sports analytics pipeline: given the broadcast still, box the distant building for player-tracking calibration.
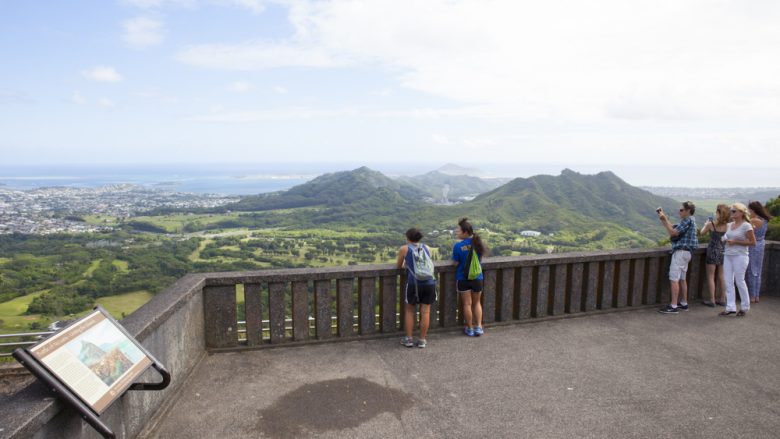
[520,230,541,237]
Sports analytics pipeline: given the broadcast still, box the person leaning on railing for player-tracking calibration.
[657,201,698,315]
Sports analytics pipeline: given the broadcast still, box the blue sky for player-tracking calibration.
[2,0,780,171]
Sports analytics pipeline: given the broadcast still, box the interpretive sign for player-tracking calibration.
[28,307,153,414]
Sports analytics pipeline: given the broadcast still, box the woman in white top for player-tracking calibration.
[719,203,757,317]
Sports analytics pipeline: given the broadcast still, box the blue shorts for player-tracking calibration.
[457,279,483,293]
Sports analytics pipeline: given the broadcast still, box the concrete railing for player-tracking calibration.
[200,242,779,350]
[2,242,778,438]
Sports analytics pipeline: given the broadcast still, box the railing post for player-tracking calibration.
[292,281,309,341]
[203,285,237,349]
[498,268,515,321]
[268,282,286,344]
[616,260,630,308]
[441,271,457,327]
[646,257,660,304]
[314,280,333,339]
[518,266,534,319]
[687,252,703,301]
[337,278,354,337]
[380,276,397,333]
[535,265,550,317]
[584,262,599,312]
[482,269,497,324]
[600,261,616,309]
[552,264,567,316]
[568,263,585,313]
[358,277,376,335]
[630,259,646,306]
[244,283,263,346]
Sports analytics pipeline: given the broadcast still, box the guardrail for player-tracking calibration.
[200,247,700,350]
[0,331,54,357]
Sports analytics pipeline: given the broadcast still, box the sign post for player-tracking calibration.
[13,306,170,439]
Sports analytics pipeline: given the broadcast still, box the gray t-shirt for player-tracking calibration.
[724,221,752,256]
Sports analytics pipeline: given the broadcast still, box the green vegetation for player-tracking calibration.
[0,167,741,334]
[96,291,153,318]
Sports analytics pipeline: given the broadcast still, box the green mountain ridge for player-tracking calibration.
[206,166,704,246]
[228,166,428,211]
[398,170,502,201]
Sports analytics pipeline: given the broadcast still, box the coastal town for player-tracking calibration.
[0,185,238,235]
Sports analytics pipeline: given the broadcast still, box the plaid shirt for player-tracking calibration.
[671,217,698,252]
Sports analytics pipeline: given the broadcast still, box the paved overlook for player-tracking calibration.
[150,299,780,439]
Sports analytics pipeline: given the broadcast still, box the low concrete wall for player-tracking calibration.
[0,274,206,439]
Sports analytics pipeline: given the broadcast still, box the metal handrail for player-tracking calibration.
[0,332,54,338]
[0,331,54,357]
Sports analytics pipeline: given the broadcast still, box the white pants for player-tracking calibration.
[724,254,750,312]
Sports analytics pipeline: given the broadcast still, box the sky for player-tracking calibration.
[1,0,780,172]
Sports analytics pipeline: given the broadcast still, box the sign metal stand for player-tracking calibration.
[13,306,170,439]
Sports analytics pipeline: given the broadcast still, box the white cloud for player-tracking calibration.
[188,107,357,122]
[219,0,265,14]
[227,81,253,93]
[71,91,86,105]
[123,17,165,48]
[122,0,194,8]
[82,66,123,82]
[176,0,780,124]
[177,41,342,70]
[98,98,116,108]
[432,134,450,145]
[273,85,287,94]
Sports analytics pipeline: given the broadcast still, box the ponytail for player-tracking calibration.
[458,217,489,256]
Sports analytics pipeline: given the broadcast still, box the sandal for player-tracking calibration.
[719,311,736,317]
[702,301,716,308]
[736,311,746,317]
[715,301,726,307]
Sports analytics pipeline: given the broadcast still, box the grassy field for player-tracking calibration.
[0,291,47,333]
[0,290,153,333]
[83,259,102,277]
[112,259,129,272]
[133,213,241,233]
[96,291,153,319]
[82,214,120,226]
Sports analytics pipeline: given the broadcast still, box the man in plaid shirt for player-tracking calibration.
[657,201,698,314]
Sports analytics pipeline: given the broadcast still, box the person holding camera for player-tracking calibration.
[657,201,698,314]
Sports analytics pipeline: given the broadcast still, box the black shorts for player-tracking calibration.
[457,279,484,293]
[405,282,436,305]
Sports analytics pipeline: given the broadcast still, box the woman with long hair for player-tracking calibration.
[720,203,756,317]
[451,218,488,336]
[746,201,772,303]
[699,204,729,307]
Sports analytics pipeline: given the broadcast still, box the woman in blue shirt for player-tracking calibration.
[451,218,488,337]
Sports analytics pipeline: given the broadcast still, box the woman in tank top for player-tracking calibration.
[746,201,772,303]
[719,203,756,317]
[699,204,729,307]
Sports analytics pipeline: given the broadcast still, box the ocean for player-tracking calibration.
[0,163,777,195]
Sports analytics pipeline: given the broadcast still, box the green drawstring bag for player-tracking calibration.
[463,249,483,280]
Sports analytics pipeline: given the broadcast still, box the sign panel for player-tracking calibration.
[29,308,153,414]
